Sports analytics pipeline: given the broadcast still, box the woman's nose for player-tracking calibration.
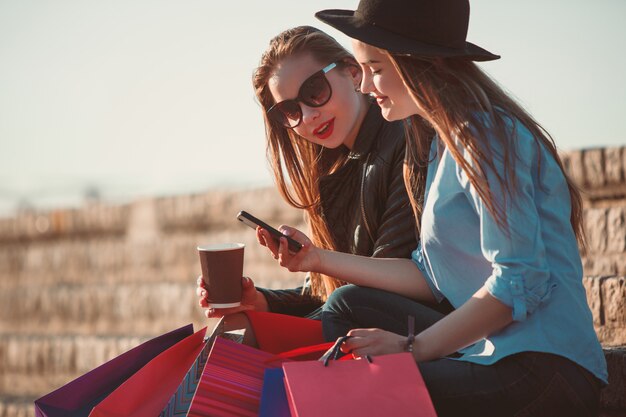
[360,72,373,94]
[301,104,320,125]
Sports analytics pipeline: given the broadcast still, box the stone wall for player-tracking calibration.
[0,146,625,416]
[0,186,307,415]
[562,147,626,352]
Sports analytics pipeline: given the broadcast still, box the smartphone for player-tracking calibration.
[236,210,303,253]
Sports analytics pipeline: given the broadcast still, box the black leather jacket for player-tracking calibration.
[257,102,417,318]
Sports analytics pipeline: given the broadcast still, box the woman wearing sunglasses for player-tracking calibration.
[198,26,422,321]
[257,0,607,415]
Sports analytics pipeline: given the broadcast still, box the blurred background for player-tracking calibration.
[1,0,625,215]
[0,1,625,416]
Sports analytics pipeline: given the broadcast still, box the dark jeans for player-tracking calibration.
[322,285,601,417]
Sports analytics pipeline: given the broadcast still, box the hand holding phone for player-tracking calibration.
[236,210,303,253]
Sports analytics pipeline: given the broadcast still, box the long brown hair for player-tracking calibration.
[252,26,361,300]
[390,55,585,246]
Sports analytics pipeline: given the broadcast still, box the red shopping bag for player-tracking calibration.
[34,324,194,417]
[243,311,324,353]
[282,338,437,417]
[88,326,210,417]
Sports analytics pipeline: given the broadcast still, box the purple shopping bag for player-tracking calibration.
[34,324,194,417]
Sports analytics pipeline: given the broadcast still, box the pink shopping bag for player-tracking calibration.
[282,347,437,417]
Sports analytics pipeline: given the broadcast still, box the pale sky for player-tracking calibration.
[1,0,625,215]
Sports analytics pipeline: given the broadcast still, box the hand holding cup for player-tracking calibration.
[197,275,261,318]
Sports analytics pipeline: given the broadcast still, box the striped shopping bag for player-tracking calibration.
[186,337,281,417]
[158,320,244,417]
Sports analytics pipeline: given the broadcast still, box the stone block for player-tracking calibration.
[582,257,597,276]
[0,334,146,376]
[585,208,608,253]
[0,205,129,244]
[604,147,624,185]
[564,149,585,189]
[0,400,35,417]
[154,187,303,233]
[606,207,626,253]
[584,148,606,187]
[613,255,626,276]
[584,277,603,327]
[602,277,626,328]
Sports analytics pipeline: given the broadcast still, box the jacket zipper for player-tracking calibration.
[360,153,375,243]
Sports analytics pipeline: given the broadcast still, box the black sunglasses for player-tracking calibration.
[267,62,338,129]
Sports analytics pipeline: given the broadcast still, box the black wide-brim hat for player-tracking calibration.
[316,0,499,61]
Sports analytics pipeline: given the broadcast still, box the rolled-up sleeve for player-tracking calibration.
[457,120,555,322]
[411,245,445,303]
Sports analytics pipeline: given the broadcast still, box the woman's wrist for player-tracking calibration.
[410,333,431,362]
[254,289,270,312]
[311,246,328,274]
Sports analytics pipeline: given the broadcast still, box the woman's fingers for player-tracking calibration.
[256,227,266,246]
[339,328,403,358]
[277,236,301,271]
[196,285,206,298]
[205,304,252,318]
[242,275,255,288]
[257,228,280,258]
[341,331,370,353]
[277,236,288,265]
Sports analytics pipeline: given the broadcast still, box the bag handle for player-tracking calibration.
[263,341,336,365]
[319,335,351,366]
[317,315,416,367]
[318,335,373,366]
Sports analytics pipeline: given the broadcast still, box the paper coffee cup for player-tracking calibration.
[197,243,244,308]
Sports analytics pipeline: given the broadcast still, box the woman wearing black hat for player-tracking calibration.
[197,26,422,322]
[258,0,607,415]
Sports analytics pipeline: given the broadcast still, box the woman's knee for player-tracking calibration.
[324,284,380,312]
[323,284,374,315]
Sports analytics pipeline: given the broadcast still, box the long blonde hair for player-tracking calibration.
[390,55,585,245]
[252,26,361,300]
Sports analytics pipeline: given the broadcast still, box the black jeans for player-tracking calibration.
[322,285,601,417]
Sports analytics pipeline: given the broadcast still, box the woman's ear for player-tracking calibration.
[347,64,363,91]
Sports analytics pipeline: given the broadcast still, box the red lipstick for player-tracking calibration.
[313,118,335,140]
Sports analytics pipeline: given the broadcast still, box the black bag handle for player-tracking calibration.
[319,335,372,366]
[319,335,351,366]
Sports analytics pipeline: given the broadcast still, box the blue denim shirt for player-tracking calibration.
[411,115,608,383]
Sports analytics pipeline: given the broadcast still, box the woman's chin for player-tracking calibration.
[380,107,401,122]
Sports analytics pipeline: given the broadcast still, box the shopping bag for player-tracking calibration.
[282,337,437,417]
[34,324,194,417]
[157,326,219,417]
[158,317,241,417]
[258,368,291,417]
[88,326,210,417]
[243,310,324,353]
[187,336,289,417]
